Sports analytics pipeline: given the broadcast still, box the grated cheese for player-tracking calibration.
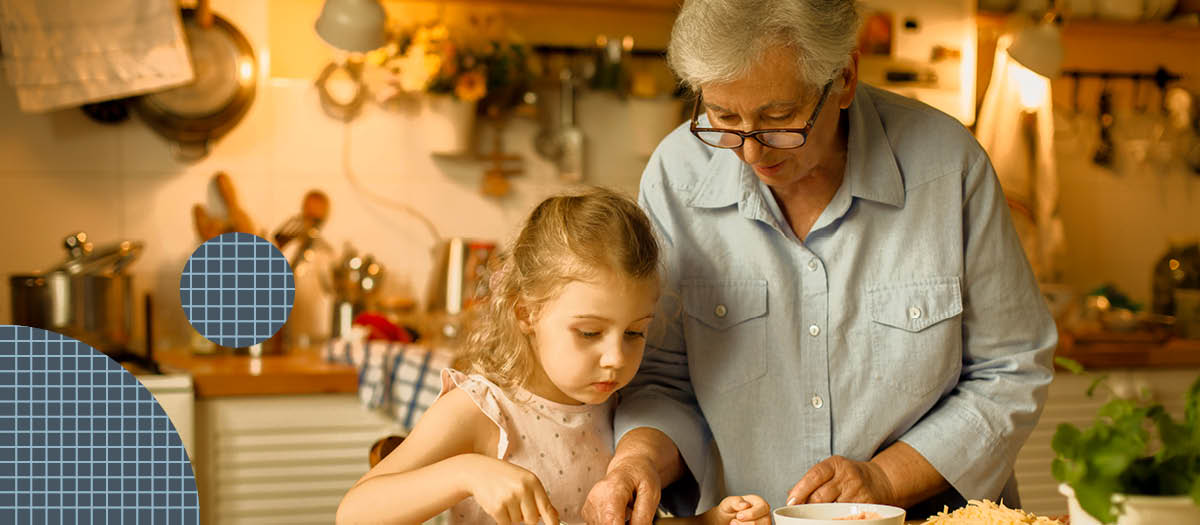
[922,499,1064,525]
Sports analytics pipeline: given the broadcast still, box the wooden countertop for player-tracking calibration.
[1057,330,1200,369]
[155,347,358,398]
[153,329,1199,397]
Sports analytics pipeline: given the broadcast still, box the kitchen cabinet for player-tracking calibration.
[194,394,396,524]
[1013,367,1200,517]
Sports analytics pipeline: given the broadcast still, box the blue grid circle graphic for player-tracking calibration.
[180,232,295,348]
[0,325,199,524]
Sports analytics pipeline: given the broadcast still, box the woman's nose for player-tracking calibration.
[740,136,766,164]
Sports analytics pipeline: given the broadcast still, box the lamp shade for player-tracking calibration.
[315,0,387,53]
[1007,22,1063,79]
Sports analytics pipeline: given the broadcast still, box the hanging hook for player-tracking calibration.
[1133,74,1148,114]
[1070,70,1081,114]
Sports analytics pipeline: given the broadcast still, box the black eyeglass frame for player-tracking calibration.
[689,80,834,150]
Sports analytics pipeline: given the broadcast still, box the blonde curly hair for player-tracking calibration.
[461,187,660,390]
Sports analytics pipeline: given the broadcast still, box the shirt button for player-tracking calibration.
[811,395,823,409]
[909,306,923,320]
[808,324,820,336]
[807,259,818,272]
[714,304,727,318]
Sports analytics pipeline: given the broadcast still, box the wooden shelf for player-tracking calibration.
[1057,329,1200,369]
[977,11,1200,40]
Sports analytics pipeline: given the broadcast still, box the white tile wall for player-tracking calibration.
[0,2,663,351]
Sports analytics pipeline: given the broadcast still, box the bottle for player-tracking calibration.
[1151,237,1200,316]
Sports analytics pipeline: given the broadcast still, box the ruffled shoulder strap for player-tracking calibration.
[438,368,511,458]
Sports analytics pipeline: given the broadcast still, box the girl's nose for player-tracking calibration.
[599,341,626,369]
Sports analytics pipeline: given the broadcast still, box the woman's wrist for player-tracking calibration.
[870,441,948,508]
[612,427,684,484]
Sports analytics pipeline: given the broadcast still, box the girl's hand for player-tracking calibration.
[701,494,770,525]
[463,454,560,525]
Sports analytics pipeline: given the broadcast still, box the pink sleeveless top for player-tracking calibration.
[440,368,614,525]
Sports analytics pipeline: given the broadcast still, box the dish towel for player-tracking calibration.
[323,338,455,432]
[0,0,194,112]
[975,33,1066,283]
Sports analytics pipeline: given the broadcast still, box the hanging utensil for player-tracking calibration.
[274,190,331,248]
[1093,76,1116,169]
[533,72,565,163]
[557,67,585,183]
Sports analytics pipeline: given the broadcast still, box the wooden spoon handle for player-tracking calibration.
[195,0,213,29]
[193,204,215,241]
[212,171,258,235]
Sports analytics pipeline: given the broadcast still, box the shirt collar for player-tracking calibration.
[686,84,906,211]
[845,85,905,208]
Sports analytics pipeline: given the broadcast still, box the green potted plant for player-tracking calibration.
[1051,357,1200,524]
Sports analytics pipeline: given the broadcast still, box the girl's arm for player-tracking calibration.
[335,387,500,524]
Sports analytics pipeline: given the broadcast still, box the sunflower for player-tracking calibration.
[454,70,487,102]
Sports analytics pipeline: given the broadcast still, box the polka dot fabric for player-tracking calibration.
[438,369,613,524]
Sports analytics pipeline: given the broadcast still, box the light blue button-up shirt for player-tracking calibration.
[615,84,1057,514]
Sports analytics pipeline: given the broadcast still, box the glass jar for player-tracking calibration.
[1151,238,1200,316]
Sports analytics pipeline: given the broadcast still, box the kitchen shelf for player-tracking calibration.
[977,11,1200,40]
[1056,329,1200,369]
[416,0,679,11]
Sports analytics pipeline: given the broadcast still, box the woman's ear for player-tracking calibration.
[837,51,860,109]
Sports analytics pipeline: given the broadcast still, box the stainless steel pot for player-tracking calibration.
[9,232,143,353]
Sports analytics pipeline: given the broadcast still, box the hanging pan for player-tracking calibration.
[134,3,257,161]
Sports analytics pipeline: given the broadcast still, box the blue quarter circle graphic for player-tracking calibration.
[0,325,199,524]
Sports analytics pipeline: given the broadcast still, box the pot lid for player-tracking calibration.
[49,232,144,275]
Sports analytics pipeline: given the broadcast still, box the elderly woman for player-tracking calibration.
[583,0,1057,523]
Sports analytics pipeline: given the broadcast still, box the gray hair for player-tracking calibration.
[667,0,861,91]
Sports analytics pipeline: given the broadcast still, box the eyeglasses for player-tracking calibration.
[689,80,833,150]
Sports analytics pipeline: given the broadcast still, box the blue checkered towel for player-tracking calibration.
[323,339,455,431]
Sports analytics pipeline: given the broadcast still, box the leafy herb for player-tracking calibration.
[1050,357,1200,523]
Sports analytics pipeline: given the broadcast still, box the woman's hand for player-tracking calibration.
[785,455,896,506]
[701,494,770,525]
[463,454,560,525]
[583,454,661,525]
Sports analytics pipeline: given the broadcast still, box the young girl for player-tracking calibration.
[336,189,771,525]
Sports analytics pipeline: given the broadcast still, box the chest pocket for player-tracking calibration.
[682,279,768,393]
[868,277,963,398]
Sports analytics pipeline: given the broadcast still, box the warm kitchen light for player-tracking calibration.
[1011,60,1050,111]
[239,59,254,82]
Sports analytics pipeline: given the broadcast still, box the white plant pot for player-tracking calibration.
[421,95,477,155]
[1060,483,1200,525]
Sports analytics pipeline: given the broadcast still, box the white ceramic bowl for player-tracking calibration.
[772,503,906,524]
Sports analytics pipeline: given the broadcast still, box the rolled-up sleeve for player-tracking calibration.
[612,149,713,515]
[899,152,1057,500]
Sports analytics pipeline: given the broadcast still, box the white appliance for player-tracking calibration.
[137,372,196,463]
